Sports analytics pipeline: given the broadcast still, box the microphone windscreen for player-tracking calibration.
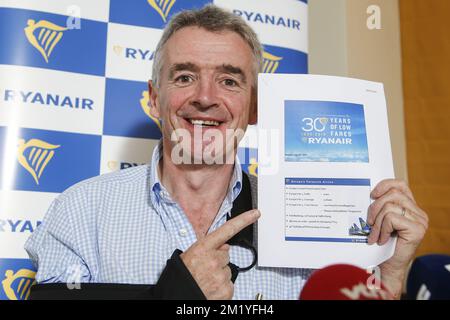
[406,254,450,300]
[300,264,393,300]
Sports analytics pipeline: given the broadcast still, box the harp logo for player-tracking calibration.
[140,90,162,130]
[24,19,68,63]
[248,158,258,177]
[262,51,283,73]
[2,269,36,300]
[113,45,123,56]
[147,0,176,22]
[17,138,60,185]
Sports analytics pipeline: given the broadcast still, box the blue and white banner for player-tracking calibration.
[0,0,308,299]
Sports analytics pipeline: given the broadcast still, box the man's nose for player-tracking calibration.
[191,77,219,109]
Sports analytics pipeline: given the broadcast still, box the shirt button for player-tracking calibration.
[179,228,188,237]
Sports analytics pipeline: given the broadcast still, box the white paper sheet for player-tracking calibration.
[256,74,396,269]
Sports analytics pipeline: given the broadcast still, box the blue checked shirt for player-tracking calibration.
[25,141,313,300]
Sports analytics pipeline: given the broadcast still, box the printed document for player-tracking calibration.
[257,74,396,269]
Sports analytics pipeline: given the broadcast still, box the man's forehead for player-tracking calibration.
[168,25,244,42]
[163,27,254,71]
[166,27,252,56]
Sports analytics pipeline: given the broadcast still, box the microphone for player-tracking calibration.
[406,254,450,300]
[299,264,393,300]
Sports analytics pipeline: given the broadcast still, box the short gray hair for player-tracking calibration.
[151,4,263,87]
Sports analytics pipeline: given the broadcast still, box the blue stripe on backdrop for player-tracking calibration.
[109,0,213,29]
[262,44,308,74]
[0,127,101,193]
[0,7,107,76]
[103,78,163,140]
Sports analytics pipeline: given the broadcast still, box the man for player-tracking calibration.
[25,5,428,300]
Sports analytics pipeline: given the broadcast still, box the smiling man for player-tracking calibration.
[148,23,258,239]
[25,5,428,300]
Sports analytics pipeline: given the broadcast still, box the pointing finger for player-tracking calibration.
[204,209,260,249]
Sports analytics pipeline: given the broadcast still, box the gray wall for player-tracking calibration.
[309,0,407,180]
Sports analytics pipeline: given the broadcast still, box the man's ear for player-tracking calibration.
[248,86,257,125]
[148,80,161,119]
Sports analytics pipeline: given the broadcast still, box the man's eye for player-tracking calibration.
[223,79,237,86]
[175,75,193,83]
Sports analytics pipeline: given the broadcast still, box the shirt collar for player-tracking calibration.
[149,140,243,211]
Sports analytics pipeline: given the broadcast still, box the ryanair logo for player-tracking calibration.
[140,90,162,130]
[2,269,36,300]
[262,51,283,73]
[113,45,123,56]
[24,19,68,63]
[3,89,94,110]
[233,10,301,30]
[17,138,60,185]
[248,158,258,177]
[113,45,155,61]
[147,0,176,22]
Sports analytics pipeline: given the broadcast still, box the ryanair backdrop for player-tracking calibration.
[103,78,162,140]
[0,258,36,300]
[0,127,101,193]
[0,7,107,76]
[109,0,212,29]
[0,0,307,300]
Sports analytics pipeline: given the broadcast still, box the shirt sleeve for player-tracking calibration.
[24,190,94,284]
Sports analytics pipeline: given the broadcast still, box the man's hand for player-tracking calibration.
[367,179,428,299]
[180,209,261,300]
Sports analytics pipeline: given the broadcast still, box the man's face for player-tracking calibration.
[149,26,257,164]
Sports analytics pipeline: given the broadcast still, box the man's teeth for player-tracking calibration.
[189,119,220,126]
